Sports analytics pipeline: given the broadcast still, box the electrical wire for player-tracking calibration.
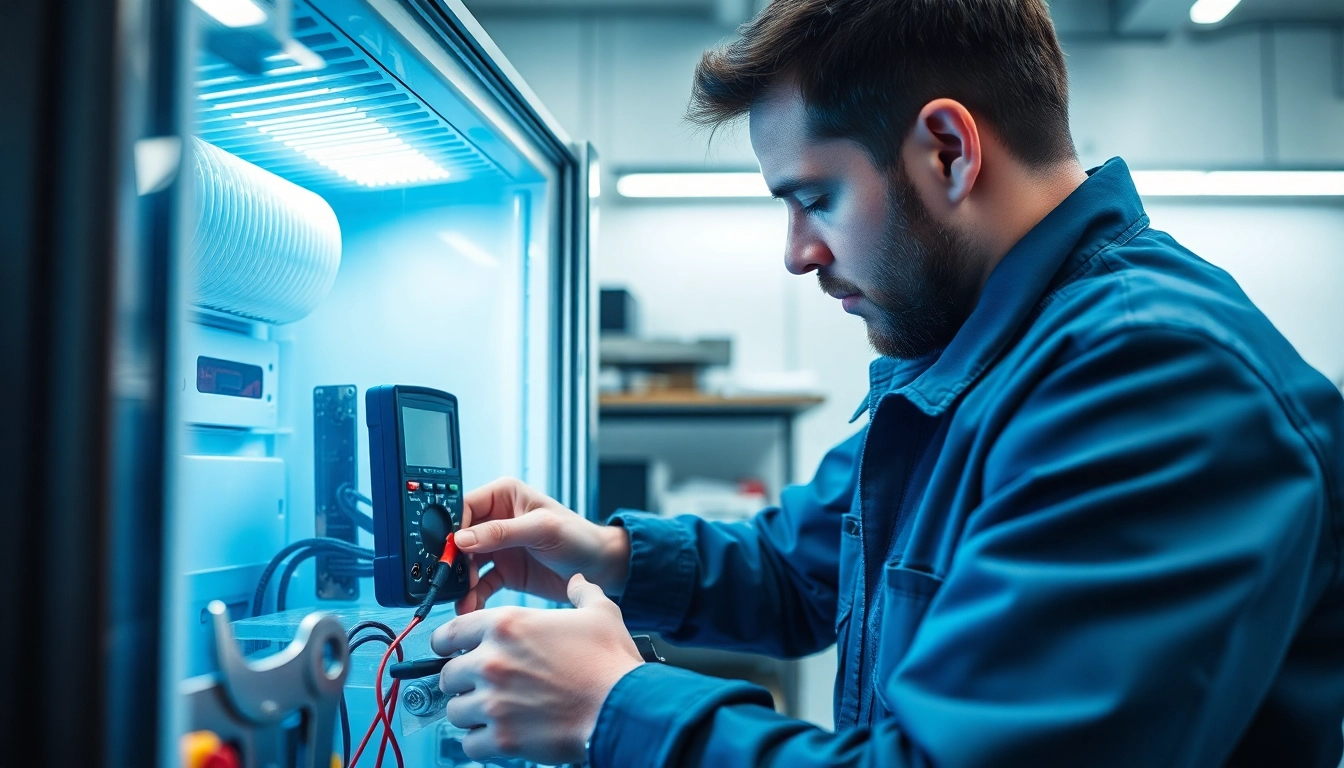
[336,483,377,533]
[341,621,400,767]
[250,537,373,617]
[343,621,409,768]
[348,634,407,768]
[375,621,417,768]
[352,533,459,768]
[345,486,375,508]
[342,633,393,767]
[346,620,401,640]
[276,554,372,613]
[351,618,418,767]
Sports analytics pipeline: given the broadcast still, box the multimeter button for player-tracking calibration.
[449,484,459,492]
[435,483,447,492]
[407,481,420,491]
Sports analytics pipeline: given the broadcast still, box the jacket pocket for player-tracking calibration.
[871,563,943,716]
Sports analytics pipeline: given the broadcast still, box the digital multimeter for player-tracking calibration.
[366,385,469,607]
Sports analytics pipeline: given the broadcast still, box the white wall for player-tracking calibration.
[1146,202,1344,383]
[477,12,1344,467]
[477,16,1344,169]
[469,10,1344,730]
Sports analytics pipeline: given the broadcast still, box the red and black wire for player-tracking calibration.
[347,534,459,768]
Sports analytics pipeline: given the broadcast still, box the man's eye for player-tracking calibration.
[801,195,829,214]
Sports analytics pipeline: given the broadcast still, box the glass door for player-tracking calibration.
[158,0,588,764]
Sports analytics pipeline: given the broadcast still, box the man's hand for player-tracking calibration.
[453,477,631,613]
[432,574,643,764]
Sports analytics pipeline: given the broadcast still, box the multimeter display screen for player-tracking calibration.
[401,406,454,468]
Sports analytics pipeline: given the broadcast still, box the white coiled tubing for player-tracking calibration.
[187,138,342,325]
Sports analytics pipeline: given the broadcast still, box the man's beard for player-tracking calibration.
[817,165,979,359]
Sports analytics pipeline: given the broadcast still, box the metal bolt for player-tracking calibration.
[402,680,446,717]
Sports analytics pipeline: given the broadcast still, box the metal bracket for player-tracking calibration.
[181,601,349,768]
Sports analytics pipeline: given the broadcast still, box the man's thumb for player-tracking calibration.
[567,572,609,610]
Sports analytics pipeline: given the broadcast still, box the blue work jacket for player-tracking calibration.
[593,159,1344,767]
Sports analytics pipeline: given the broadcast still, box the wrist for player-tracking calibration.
[578,654,640,760]
[593,524,631,598]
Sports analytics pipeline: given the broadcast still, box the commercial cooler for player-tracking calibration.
[0,0,597,765]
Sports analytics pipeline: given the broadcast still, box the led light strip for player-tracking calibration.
[615,171,1344,199]
[244,100,450,187]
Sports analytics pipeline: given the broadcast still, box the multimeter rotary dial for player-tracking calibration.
[410,496,455,560]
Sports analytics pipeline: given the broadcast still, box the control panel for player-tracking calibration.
[366,385,469,607]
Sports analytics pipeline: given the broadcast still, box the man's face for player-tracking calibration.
[749,88,979,359]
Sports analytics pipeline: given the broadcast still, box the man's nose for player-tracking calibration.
[784,233,834,276]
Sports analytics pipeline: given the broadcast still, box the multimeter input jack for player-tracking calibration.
[410,563,422,581]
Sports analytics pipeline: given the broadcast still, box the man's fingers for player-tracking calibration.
[566,572,611,610]
[461,477,530,529]
[455,564,506,614]
[455,513,556,554]
[463,553,494,590]
[443,689,487,729]
[454,592,480,615]
[460,725,504,762]
[429,609,494,656]
[438,651,483,697]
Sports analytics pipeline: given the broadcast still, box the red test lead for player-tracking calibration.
[351,532,458,767]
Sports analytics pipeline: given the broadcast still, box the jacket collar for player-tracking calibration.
[852,157,1150,422]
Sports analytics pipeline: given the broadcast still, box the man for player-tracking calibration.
[430,0,1344,765]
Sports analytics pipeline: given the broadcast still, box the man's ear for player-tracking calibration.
[904,98,982,207]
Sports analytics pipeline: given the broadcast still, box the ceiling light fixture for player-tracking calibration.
[1132,170,1344,197]
[616,172,771,198]
[190,0,268,28]
[614,170,1344,199]
[1189,0,1242,25]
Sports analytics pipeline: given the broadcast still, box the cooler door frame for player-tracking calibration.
[0,0,182,766]
[399,0,595,512]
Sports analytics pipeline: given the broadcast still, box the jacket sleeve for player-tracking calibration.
[590,327,1336,768]
[610,426,864,658]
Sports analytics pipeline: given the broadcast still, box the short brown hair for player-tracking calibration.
[689,0,1075,168]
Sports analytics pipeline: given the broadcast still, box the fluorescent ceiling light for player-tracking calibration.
[191,0,268,28]
[616,172,771,198]
[1132,170,1344,197]
[1189,0,1242,25]
[616,170,1344,199]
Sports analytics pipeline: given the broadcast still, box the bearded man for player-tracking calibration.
[424,1,1344,765]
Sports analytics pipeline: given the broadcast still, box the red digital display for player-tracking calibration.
[196,356,264,399]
